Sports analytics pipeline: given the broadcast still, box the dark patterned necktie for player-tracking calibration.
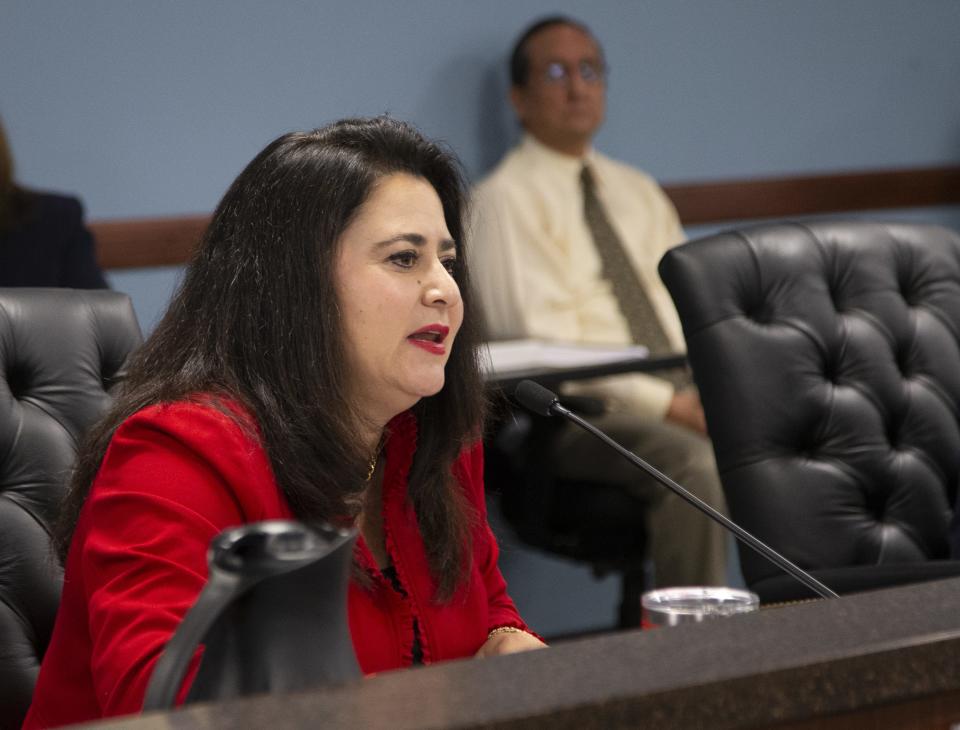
[580,164,689,387]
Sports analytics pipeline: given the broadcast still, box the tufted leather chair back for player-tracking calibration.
[659,221,960,600]
[0,288,142,729]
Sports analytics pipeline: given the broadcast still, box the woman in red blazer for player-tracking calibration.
[24,117,544,729]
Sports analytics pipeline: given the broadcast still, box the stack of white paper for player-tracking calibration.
[481,339,649,376]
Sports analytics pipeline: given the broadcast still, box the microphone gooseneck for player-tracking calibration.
[513,380,839,600]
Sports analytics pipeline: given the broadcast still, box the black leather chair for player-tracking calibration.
[486,396,650,629]
[659,221,960,602]
[0,288,142,729]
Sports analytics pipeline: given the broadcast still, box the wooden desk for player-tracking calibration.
[81,577,960,729]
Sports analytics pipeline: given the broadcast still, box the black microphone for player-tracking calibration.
[513,379,839,600]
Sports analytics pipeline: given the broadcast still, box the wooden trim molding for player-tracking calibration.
[90,165,960,270]
[664,165,960,225]
[90,214,211,270]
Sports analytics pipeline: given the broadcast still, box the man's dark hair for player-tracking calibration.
[509,15,598,87]
[56,117,486,600]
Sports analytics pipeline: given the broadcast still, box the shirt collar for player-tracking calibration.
[520,133,598,177]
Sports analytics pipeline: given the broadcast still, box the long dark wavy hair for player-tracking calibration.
[56,117,487,599]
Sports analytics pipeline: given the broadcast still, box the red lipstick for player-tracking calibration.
[407,324,450,355]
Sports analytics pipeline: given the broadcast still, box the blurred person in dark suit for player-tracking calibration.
[0,117,108,288]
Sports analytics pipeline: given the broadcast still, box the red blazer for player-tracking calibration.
[24,400,529,728]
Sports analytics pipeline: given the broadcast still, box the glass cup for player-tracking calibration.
[641,586,759,628]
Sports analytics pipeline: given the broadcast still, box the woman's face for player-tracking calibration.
[335,173,464,427]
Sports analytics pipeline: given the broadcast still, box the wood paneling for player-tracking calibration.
[664,165,960,225]
[89,166,960,270]
[90,214,210,270]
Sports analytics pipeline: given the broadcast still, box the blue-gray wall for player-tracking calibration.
[5,0,960,333]
[4,0,960,635]
[6,1,960,208]
[5,0,960,332]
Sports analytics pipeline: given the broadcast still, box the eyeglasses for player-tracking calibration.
[541,60,607,85]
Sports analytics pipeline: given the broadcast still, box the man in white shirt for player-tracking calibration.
[472,16,728,587]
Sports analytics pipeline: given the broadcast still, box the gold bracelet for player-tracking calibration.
[487,626,525,639]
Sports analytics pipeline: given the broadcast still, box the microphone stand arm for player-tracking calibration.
[554,402,839,600]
